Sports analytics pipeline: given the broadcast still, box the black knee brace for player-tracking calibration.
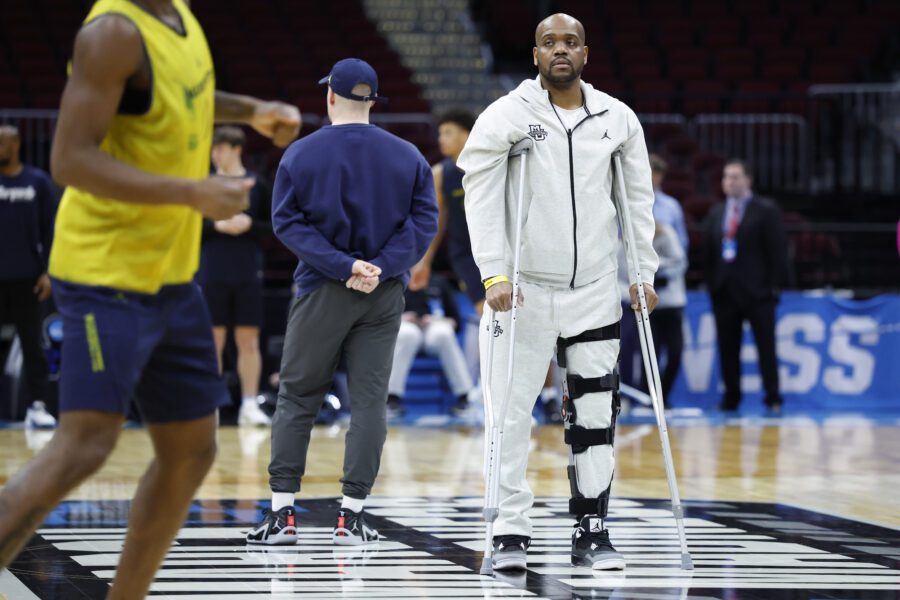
[565,392,621,518]
[557,323,621,518]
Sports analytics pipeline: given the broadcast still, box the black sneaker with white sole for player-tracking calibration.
[491,535,530,571]
[332,508,381,545]
[246,506,298,545]
[571,516,626,570]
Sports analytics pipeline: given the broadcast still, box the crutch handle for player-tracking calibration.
[509,137,534,157]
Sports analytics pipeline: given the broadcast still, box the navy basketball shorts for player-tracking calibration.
[52,278,229,423]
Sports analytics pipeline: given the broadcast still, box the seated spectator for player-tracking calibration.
[388,275,474,418]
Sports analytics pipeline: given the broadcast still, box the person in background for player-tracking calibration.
[703,159,788,413]
[620,154,690,396]
[648,223,687,406]
[410,110,484,383]
[410,110,480,307]
[387,274,475,419]
[0,125,58,428]
[248,58,437,547]
[649,154,688,252]
[201,126,270,426]
[411,109,562,422]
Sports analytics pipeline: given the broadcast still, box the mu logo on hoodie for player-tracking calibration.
[528,124,548,141]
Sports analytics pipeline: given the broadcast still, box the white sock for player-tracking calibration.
[341,496,364,513]
[242,396,258,406]
[272,492,294,511]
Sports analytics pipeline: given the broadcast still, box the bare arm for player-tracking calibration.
[422,162,448,265]
[408,162,448,290]
[50,16,193,205]
[216,91,301,148]
[214,91,259,123]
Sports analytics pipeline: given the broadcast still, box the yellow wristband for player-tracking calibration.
[483,275,509,291]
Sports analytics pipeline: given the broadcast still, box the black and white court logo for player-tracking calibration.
[12,497,900,599]
[528,124,548,141]
[601,129,611,140]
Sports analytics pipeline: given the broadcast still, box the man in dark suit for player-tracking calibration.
[703,159,789,412]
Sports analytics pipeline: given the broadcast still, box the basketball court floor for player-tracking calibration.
[1,413,899,599]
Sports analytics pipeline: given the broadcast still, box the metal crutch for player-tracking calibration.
[611,149,694,571]
[480,137,534,576]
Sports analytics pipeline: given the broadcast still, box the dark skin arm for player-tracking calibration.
[51,16,300,220]
[409,162,448,291]
[215,91,301,148]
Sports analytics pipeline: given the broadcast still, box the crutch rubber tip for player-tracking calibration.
[681,553,694,570]
[480,557,494,575]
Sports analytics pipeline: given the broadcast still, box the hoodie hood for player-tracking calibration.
[511,75,617,116]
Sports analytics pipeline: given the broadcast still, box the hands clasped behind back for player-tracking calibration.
[346,260,382,294]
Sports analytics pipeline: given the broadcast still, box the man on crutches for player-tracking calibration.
[458,13,660,572]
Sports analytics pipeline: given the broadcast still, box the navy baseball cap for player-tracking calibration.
[318,58,388,104]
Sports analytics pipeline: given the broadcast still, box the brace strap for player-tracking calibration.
[565,424,615,451]
[568,482,612,518]
[567,373,619,401]
[556,323,620,368]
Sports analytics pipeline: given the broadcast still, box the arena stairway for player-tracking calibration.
[361,0,505,112]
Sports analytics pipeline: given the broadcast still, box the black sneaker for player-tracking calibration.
[491,535,529,571]
[571,516,626,570]
[333,508,381,545]
[246,506,298,545]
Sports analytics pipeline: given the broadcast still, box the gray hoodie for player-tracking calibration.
[458,76,658,290]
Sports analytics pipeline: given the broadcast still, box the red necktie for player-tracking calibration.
[725,201,741,240]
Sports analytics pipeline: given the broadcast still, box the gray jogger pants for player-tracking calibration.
[268,279,404,499]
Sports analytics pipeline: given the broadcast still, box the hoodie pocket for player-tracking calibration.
[518,195,573,277]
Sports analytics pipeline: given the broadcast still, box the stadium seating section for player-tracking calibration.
[482,0,897,115]
[0,0,428,112]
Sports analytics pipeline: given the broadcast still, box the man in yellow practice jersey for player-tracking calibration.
[0,1,300,597]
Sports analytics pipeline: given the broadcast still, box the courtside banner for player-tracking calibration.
[673,291,900,409]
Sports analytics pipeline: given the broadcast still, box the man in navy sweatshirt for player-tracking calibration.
[0,125,59,428]
[247,59,438,547]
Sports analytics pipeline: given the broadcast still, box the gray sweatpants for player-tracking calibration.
[482,273,621,537]
[268,279,404,499]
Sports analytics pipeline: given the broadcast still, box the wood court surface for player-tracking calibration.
[2,419,899,526]
[2,416,899,599]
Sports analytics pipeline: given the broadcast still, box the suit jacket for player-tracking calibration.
[703,195,789,307]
